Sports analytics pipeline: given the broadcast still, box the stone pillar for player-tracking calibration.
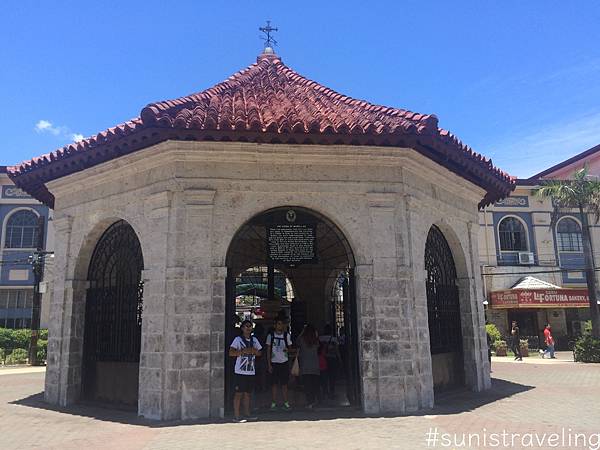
[355,262,378,413]
[359,192,418,414]
[138,191,172,419]
[44,215,89,407]
[461,219,491,391]
[209,265,227,418]
[402,194,435,409]
[44,215,72,405]
[151,188,217,420]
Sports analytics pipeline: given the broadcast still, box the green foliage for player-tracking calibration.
[36,339,48,363]
[495,340,507,349]
[486,324,501,344]
[0,328,49,359]
[573,335,600,363]
[0,348,4,363]
[535,165,600,223]
[519,339,529,348]
[5,348,28,365]
[0,328,30,349]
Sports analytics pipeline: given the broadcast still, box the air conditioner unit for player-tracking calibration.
[518,252,535,265]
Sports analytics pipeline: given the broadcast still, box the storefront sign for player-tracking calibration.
[267,223,317,266]
[494,196,529,208]
[1,185,32,199]
[490,288,589,309]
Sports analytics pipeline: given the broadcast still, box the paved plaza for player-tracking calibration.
[1,353,599,450]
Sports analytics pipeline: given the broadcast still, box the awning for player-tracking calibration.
[510,276,562,290]
[489,287,589,309]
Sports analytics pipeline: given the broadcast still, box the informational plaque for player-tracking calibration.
[267,223,317,266]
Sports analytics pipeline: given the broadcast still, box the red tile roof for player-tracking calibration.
[8,52,514,208]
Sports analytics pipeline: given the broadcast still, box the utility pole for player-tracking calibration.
[28,216,45,366]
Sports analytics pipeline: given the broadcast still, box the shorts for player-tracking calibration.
[234,374,255,393]
[270,362,290,385]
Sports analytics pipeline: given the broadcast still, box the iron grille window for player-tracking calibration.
[84,220,144,363]
[498,217,528,251]
[557,218,583,252]
[4,210,39,249]
[425,225,462,354]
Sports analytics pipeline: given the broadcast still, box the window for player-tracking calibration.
[4,210,39,249]
[557,218,583,252]
[0,290,34,329]
[499,217,528,251]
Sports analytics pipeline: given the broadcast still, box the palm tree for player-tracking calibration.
[535,165,600,338]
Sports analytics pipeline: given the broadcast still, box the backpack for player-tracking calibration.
[267,331,291,349]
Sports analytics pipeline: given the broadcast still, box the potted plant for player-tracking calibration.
[520,339,529,357]
[495,340,508,356]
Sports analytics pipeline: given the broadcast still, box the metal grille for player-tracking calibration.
[425,225,461,354]
[84,220,144,363]
[498,217,527,251]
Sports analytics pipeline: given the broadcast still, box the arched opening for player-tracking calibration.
[82,220,144,409]
[224,207,359,413]
[498,216,529,252]
[425,225,465,391]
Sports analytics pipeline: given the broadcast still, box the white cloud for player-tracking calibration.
[35,119,61,135]
[488,111,600,178]
[34,119,84,143]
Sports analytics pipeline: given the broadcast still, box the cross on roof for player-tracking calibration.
[259,20,278,49]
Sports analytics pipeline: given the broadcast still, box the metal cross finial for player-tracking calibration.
[259,20,278,49]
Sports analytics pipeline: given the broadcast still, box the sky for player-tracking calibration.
[1,1,600,178]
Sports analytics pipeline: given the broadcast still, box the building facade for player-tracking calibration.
[0,166,52,329]
[9,50,513,419]
[479,144,600,345]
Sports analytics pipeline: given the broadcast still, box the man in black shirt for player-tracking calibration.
[511,321,523,361]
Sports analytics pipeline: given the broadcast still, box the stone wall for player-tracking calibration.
[44,140,490,419]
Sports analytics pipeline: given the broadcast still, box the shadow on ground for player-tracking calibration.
[10,377,534,427]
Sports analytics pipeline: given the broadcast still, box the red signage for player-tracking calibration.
[490,289,589,309]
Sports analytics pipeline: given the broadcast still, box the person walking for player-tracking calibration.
[511,320,523,361]
[542,323,556,359]
[229,320,262,422]
[297,324,321,409]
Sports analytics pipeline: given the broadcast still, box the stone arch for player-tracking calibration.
[71,214,149,282]
[414,214,488,396]
[223,205,361,411]
[215,198,364,269]
[59,213,149,407]
[81,219,145,408]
